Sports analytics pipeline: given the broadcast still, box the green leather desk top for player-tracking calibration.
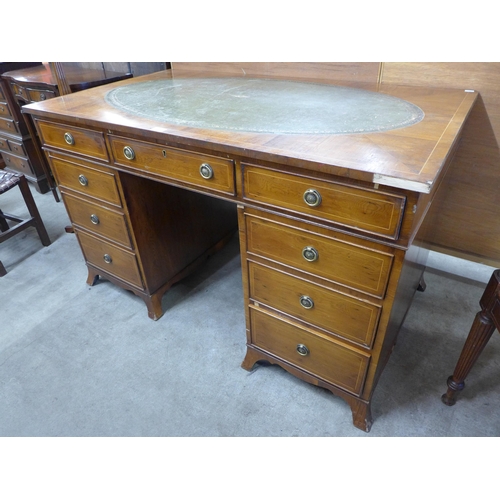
[105,78,424,135]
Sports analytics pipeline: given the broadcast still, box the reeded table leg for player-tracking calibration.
[442,270,500,406]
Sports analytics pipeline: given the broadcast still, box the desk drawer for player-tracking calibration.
[0,137,9,151]
[37,120,109,162]
[64,193,132,248]
[0,101,13,119]
[50,155,122,207]
[10,83,29,101]
[0,118,19,134]
[76,230,143,288]
[243,164,405,239]
[29,89,56,102]
[109,136,236,196]
[2,152,32,176]
[8,139,27,157]
[250,308,369,396]
[245,214,393,298]
[249,262,380,347]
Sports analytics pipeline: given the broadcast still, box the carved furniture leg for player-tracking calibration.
[442,269,500,406]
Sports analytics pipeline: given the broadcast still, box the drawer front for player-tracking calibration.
[2,152,32,175]
[10,83,29,101]
[0,118,19,134]
[249,262,380,347]
[63,194,132,248]
[250,308,370,396]
[76,230,143,288]
[8,139,26,157]
[243,164,406,239]
[50,156,122,207]
[37,120,109,162]
[109,136,236,196]
[29,89,56,102]
[0,101,13,119]
[246,214,393,298]
[0,137,9,151]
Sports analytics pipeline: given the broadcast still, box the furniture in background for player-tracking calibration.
[442,269,500,405]
[0,170,51,276]
[0,63,42,173]
[24,66,476,431]
[0,63,134,197]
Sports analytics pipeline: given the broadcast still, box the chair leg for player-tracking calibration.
[17,175,51,246]
[0,208,9,232]
[0,260,6,277]
[442,269,500,405]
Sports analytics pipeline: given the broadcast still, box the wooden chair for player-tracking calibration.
[442,269,500,405]
[0,171,51,276]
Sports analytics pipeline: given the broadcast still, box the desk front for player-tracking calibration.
[24,70,477,431]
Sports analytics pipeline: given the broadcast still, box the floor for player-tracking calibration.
[1,180,499,438]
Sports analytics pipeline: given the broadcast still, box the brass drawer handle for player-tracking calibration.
[78,174,88,186]
[299,295,314,309]
[103,254,112,264]
[296,344,310,356]
[303,188,322,207]
[199,163,214,179]
[90,214,100,225]
[302,246,319,262]
[64,132,75,145]
[123,146,135,160]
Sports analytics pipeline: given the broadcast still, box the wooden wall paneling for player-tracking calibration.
[171,62,382,84]
[380,63,500,266]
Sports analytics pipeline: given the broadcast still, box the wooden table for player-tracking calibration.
[23,69,477,431]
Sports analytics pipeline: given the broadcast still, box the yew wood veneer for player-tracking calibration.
[23,69,477,432]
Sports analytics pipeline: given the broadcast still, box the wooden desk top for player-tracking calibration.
[23,70,477,193]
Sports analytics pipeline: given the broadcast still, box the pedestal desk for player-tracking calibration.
[23,70,477,431]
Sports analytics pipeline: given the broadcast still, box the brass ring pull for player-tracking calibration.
[199,163,214,179]
[303,188,322,207]
[123,146,135,160]
[78,174,88,187]
[299,295,314,309]
[90,214,100,225]
[103,254,112,264]
[296,344,310,356]
[302,246,319,262]
[64,132,75,145]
